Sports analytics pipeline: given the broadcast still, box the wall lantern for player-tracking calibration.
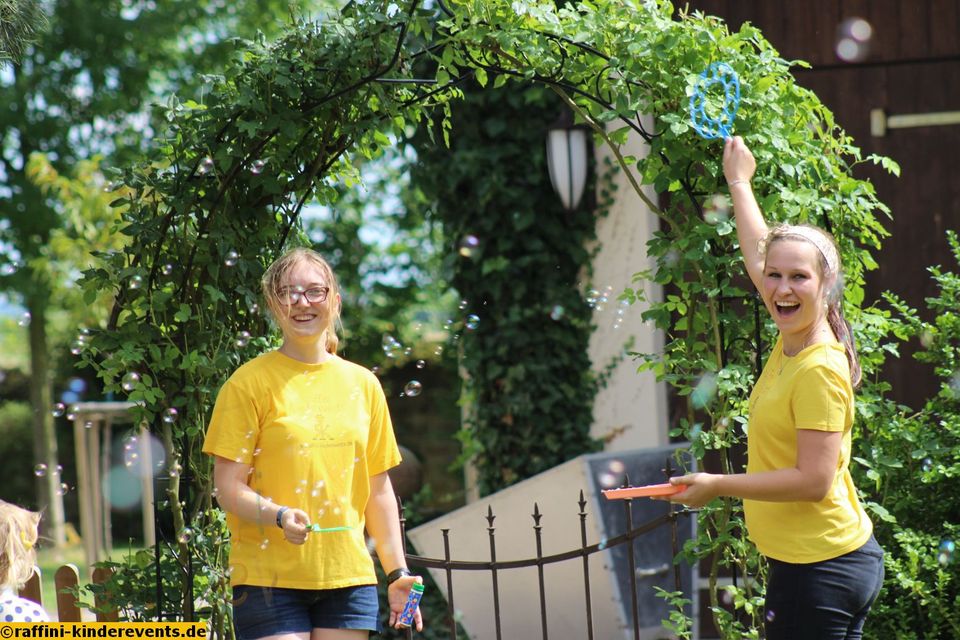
[545,108,590,211]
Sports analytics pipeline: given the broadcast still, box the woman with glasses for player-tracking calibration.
[203,247,422,639]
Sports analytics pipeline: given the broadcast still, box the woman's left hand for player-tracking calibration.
[654,473,720,508]
[387,575,424,631]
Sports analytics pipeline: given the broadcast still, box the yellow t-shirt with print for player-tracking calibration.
[744,336,872,564]
[202,350,402,589]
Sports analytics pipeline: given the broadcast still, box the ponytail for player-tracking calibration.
[827,301,861,389]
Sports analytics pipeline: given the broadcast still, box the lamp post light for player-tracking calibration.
[545,108,590,211]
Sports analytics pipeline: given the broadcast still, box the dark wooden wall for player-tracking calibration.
[685,1,960,409]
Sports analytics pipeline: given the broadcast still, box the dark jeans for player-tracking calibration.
[764,535,885,640]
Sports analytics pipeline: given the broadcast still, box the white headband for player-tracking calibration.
[763,225,839,275]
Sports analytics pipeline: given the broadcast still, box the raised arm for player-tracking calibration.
[723,136,767,291]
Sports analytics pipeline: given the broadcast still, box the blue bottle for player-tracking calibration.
[397,581,425,628]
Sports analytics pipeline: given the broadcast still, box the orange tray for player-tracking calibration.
[601,483,687,499]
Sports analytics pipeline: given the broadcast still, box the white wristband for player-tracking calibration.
[728,179,750,187]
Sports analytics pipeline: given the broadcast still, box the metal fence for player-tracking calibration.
[397,485,692,640]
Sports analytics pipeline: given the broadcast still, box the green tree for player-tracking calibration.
[0,0,325,547]
[0,0,46,62]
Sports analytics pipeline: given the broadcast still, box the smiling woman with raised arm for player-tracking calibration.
[202,247,423,640]
[660,137,884,639]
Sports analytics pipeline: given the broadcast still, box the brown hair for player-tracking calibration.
[261,248,342,354]
[761,223,862,388]
[0,501,41,590]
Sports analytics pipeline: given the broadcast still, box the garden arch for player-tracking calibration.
[81,1,894,636]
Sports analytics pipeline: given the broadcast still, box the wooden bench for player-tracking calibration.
[18,565,118,622]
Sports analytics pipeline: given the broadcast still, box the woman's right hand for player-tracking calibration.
[279,507,310,545]
[723,136,756,184]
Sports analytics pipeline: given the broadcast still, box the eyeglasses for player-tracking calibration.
[278,286,330,305]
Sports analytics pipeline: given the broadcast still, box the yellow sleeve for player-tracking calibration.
[790,362,851,433]
[364,373,402,476]
[202,377,262,463]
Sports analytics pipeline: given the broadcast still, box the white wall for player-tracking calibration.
[587,118,668,451]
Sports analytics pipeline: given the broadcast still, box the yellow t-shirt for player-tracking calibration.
[202,350,402,589]
[744,336,872,564]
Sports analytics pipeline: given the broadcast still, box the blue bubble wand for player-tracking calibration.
[689,62,740,140]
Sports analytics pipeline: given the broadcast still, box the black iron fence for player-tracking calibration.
[396,486,693,640]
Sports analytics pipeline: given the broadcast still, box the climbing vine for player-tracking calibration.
[410,82,604,495]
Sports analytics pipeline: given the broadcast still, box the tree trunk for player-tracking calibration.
[28,291,67,548]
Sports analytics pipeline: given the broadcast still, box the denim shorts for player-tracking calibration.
[232,584,380,639]
[764,535,885,640]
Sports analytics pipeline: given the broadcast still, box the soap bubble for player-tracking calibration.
[104,465,143,510]
[17,312,31,327]
[235,330,251,347]
[57,483,70,496]
[122,432,167,479]
[703,194,731,224]
[598,472,617,488]
[458,299,469,311]
[34,464,47,477]
[691,373,718,409]
[128,275,143,290]
[836,17,872,63]
[415,359,426,369]
[403,380,423,397]
[52,403,66,418]
[177,528,193,543]
[224,250,239,267]
[550,305,565,321]
[465,314,480,331]
[381,334,403,359]
[250,159,266,175]
[161,263,174,276]
[766,609,776,623]
[458,235,480,258]
[197,156,215,175]
[938,539,955,566]
[121,372,141,392]
[162,408,179,424]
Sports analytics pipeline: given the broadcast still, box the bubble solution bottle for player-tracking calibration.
[397,581,425,628]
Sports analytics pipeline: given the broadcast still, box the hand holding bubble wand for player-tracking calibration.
[689,62,741,140]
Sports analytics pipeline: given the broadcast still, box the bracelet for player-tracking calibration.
[386,567,412,585]
[276,506,289,529]
[728,179,750,187]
